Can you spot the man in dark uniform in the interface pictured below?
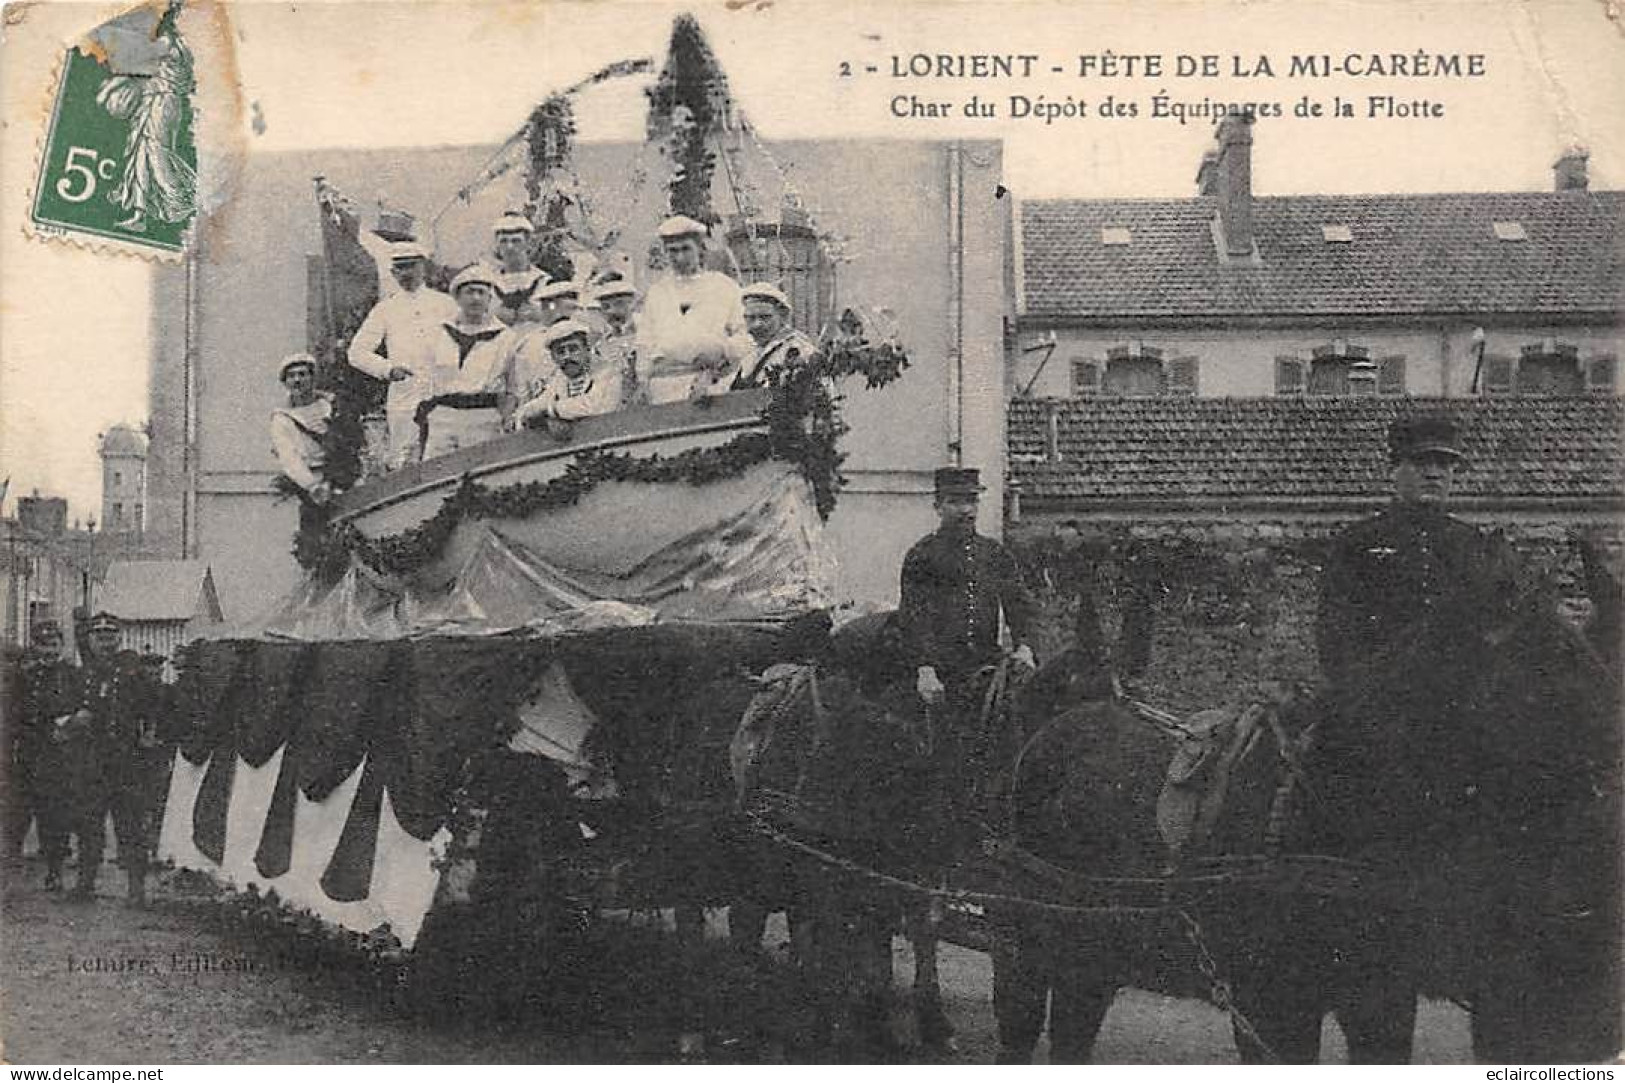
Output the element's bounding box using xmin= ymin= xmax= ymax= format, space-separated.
xmin=1315 ymin=414 xmax=1527 ymax=853
xmin=899 ymin=467 xmax=1039 ymax=839
xmin=58 ymin=612 xmax=166 ymax=905
xmin=1318 ymin=416 xmax=1521 ymax=702
xmin=894 ymin=467 xmax=1038 ymax=1051
xmin=14 ymin=621 xmax=76 ymax=889
xmin=1276 ymin=415 xmax=1540 ymax=1062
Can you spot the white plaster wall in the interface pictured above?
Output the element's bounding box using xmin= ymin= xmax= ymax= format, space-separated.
xmin=1014 ymin=324 xmax=1625 ymax=398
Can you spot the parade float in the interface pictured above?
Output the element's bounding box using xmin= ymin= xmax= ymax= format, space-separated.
xmin=154 ymin=15 xmax=909 ymax=961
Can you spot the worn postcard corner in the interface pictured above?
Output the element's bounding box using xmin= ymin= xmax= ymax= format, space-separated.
xmin=24 ymin=0 xmax=200 ymax=261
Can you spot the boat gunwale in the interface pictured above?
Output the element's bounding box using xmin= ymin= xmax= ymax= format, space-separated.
xmin=330 ymin=390 xmax=774 ymax=526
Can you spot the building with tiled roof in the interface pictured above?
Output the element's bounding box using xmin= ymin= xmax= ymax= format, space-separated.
xmin=1009 ymin=396 xmax=1624 ymax=520
xmin=1012 ymin=118 xmax=1623 ymax=401
xmin=1002 ymin=120 xmax=1623 ymax=712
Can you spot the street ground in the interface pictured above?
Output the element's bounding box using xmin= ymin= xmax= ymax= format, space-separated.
xmin=1 ymin=855 xmax=1472 ymax=1064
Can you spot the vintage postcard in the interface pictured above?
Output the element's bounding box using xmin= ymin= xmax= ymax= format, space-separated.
xmin=1 ymin=0 xmax=1621 ymax=1068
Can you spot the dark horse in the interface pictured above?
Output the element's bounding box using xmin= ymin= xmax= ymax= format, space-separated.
xmin=1000 ymin=598 xmax=1620 ymax=1063
xmin=730 ymin=612 xmax=1023 ymax=1057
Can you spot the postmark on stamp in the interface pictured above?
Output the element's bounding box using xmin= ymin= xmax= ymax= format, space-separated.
xmin=28 ymin=0 xmax=197 ymax=257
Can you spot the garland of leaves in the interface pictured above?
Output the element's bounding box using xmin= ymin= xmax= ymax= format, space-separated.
xmin=523 ymin=94 xmax=579 ymax=281
xmin=332 ymin=433 xmax=775 ymax=578
xmin=164 ymin=869 xmax=409 ymax=969
xmin=294 ymin=306 xmax=910 ymax=578
xmin=646 ymin=13 xmax=725 ymax=224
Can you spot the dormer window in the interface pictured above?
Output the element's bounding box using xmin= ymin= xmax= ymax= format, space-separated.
xmin=1072 ymin=342 xmax=1198 ymax=397
xmin=1276 ymin=340 xmax=1406 ymax=396
xmin=1101 ymin=226 xmax=1132 ymax=246
xmin=1491 ymin=221 xmax=1528 ymax=242
xmin=1482 ymin=339 xmax=1616 ymax=395
xmin=1321 ymin=224 xmax=1353 ymax=243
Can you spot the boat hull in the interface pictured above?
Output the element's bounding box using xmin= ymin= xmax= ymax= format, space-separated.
xmin=331 ymin=390 xmax=773 ymax=539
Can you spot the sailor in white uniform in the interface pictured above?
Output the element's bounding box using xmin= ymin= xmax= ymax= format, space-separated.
xmin=534 ymin=279 xmax=584 ymax=327
xmin=732 ymin=282 xmax=820 ymax=390
xmin=420 ymin=264 xmax=517 ymax=459
xmin=593 ymin=279 xmax=642 ymax=406
xmin=347 ymin=241 xmax=458 ymax=469
xmin=514 ymin=320 xmax=621 ymax=426
xmin=270 ymin=353 xmax=335 ymax=504
xmin=636 ymin=216 xmax=753 ymax=404
xmin=491 ymin=213 xmax=548 ymax=325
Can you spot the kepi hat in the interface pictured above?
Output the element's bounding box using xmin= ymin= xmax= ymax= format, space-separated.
xmin=933 ymin=466 xmax=984 ymax=497
xmin=87 ymin=611 xmax=123 ymax=633
xmin=389 ymin=241 xmax=429 ymax=264
xmin=1388 ymin=415 xmax=1465 ymax=463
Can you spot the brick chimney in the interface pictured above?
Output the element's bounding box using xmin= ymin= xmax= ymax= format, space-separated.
xmin=1554 ymin=145 xmax=1589 ymax=191
xmin=1195 ymin=149 xmax=1219 ymax=196
xmin=1213 ymin=114 xmax=1255 ymax=259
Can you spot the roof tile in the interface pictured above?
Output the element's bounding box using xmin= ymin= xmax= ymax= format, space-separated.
xmin=1021 ymin=192 xmax=1625 ymax=319
xmin=1008 ymin=397 xmax=1625 ymax=505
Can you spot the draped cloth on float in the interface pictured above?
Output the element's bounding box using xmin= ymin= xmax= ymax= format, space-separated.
xmin=236 ymin=466 xmax=835 ymax=641
xmin=160 ymin=456 xmax=836 ymax=943
xmin=159 ymin=621 xmax=822 ymax=945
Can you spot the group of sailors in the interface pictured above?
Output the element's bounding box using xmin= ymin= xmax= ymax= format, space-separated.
xmin=272 ymin=214 xmax=819 ymax=504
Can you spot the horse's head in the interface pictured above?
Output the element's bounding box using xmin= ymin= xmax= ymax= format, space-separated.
xmin=1017 ymin=647 xmax=1116 ymax=731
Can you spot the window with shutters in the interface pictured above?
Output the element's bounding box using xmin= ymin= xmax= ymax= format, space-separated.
xmin=1073 ymin=345 xmax=1199 ymax=397
xmin=1481 ymin=341 xmax=1611 ymax=396
xmin=726 ymin=222 xmax=834 ymax=336
xmin=1105 ymin=355 xmax=1164 ymax=395
xmin=1071 ymin=358 xmax=1102 ymax=397
xmin=1377 ymin=356 xmax=1407 ymax=395
xmin=1278 ymin=342 xmax=1403 ymax=396
xmin=1276 ymin=356 xmax=1306 ymax=395
xmin=1585 ymin=356 xmax=1618 ymax=394
xmin=1518 ymin=342 xmax=1583 ymax=395
xmin=1166 ymin=356 xmax=1199 ymax=396
xmin=1482 ymin=354 xmax=1516 ymax=394
xmin=1308 ymin=358 xmax=1352 ymax=396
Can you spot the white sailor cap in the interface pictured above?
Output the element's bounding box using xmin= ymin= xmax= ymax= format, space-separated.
xmin=536 ymin=279 xmax=581 ymax=302
xmin=450 ymin=263 xmax=500 ymax=294
xmin=593 ymin=279 xmax=637 ymax=301
xmin=657 ymin=215 xmax=709 ymax=241
xmin=278 ymin=352 xmax=318 ymax=380
xmin=389 ymin=241 xmax=430 ymax=263
xmin=492 ymin=213 xmax=534 ymax=236
xmin=741 ymin=282 xmax=791 ymax=310
xmin=542 ymin=319 xmax=592 ymax=349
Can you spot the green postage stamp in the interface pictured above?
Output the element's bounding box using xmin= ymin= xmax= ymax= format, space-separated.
xmin=29 ymin=0 xmax=197 ymax=257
